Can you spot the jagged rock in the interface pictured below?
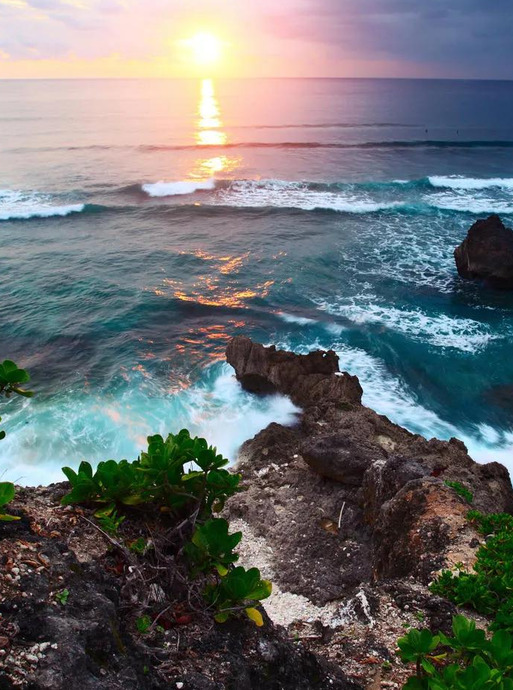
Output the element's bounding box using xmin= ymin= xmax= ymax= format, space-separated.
xmin=225 ymin=337 xmax=513 ymax=590
xmin=226 ymin=335 xmax=363 ymax=408
xmin=301 ymin=434 xmax=383 ymax=485
xmin=372 ymin=478 xmax=475 ymax=582
xmin=454 ymin=214 xmax=513 ymax=288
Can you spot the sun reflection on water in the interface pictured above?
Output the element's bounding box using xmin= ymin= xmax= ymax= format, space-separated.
xmin=191 ymin=78 xmax=240 ymax=177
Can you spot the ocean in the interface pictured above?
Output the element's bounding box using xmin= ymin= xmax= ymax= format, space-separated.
xmin=1 ymin=77 xmax=513 ymax=485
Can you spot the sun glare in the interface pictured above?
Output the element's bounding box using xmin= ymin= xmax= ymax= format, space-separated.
xmin=184 ymin=33 xmax=222 ymax=66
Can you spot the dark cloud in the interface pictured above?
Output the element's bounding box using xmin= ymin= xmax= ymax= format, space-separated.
xmin=267 ymin=0 xmax=513 ymax=77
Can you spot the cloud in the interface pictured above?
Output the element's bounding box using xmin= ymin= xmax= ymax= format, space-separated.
xmin=0 ymin=0 xmax=511 ymax=77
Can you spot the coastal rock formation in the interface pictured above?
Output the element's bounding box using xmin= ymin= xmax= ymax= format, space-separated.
xmin=2 ymin=337 xmax=512 ymax=689
xmin=226 ymin=337 xmax=513 ymax=686
xmin=226 ymin=335 xmax=363 ymax=408
xmin=454 ymin=214 xmax=513 ymax=288
xmin=0 ymin=485 xmax=359 ymax=690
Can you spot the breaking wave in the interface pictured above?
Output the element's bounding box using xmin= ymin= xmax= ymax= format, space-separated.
xmin=142 ymin=179 xmax=216 ymax=197
xmin=0 ymin=189 xmax=85 ymax=221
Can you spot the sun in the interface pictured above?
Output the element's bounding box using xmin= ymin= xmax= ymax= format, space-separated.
xmin=183 ymin=33 xmax=222 ymax=66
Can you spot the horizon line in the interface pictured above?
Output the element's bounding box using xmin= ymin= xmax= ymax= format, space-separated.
xmin=0 ymin=75 xmax=513 ymax=83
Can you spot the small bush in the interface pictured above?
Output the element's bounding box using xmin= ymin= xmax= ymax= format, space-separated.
xmin=444 ymin=480 xmax=473 ymax=504
xmin=431 ymin=510 xmax=513 ymax=632
xmin=61 ymin=430 xmax=271 ymax=626
xmin=0 ymin=359 xmax=33 ymax=440
xmin=398 ymin=615 xmax=513 ymax=689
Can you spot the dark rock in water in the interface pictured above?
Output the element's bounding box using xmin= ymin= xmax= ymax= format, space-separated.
xmin=301 ymin=434 xmax=382 ymax=485
xmin=454 ymin=214 xmax=513 ymax=288
xmin=226 ymin=335 xmax=363 ymax=408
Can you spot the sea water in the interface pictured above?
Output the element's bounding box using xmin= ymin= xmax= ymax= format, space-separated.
xmin=1 ymin=77 xmax=513 ymax=484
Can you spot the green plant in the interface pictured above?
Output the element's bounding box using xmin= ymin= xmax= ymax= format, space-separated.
xmin=186 ymin=518 xmax=242 ymax=575
xmin=55 ymin=589 xmax=70 ymax=605
xmin=128 ymin=537 xmax=149 ymax=555
xmin=204 ymin=566 xmax=272 ymax=625
xmin=136 ymin=615 xmax=152 ymax=634
xmin=61 ymin=430 xmax=241 ymax=518
xmin=0 ymin=360 xmax=33 ymax=440
xmin=431 ymin=511 xmax=513 ymax=632
xmin=61 ymin=431 xmax=271 ymax=626
xmin=444 ymin=480 xmax=473 ymax=505
xmin=0 ymin=482 xmax=19 ymax=522
xmin=398 ymin=615 xmax=513 ymax=689
xmin=95 ymin=505 xmax=125 ymax=535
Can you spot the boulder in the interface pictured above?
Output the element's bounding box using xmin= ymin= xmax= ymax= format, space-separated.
xmin=226 ymin=336 xmax=363 ymax=408
xmin=301 ymin=434 xmax=382 ymax=485
xmin=454 ymin=214 xmax=513 ymax=288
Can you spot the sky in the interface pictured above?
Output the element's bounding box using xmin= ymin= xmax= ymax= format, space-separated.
xmin=0 ymin=0 xmax=512 ymax=79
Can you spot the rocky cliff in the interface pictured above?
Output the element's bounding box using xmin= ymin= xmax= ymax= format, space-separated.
xmin=0 ymin=337 xmax=511 ymax=689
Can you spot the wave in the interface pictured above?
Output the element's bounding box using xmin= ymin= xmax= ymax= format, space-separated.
xmin=277 ymin=312 xmax=318 ymax=326
xmin=12 ymin=140 xmax=513 ymax=154
xmin=215 ymin=182 xmax=405 ymax=214
xmin=428 ymin=176 xmax=513 ymax=191
xmin=0 ymin=189 xmax=87 ymax=221
xmin=316 ymin=299 xmax=499 ymax=353
xmin=142 ymin=178 xmax=216 ymax=197
xmin=426 ymin=194 xmax=513 ymax=215
xmin=231 ymin=122 xmax=419 ymax=130
xmin=0 ymin=363 xmax=299 ymax=486
xmin=140 ymin=140 xmax=513 ymax=152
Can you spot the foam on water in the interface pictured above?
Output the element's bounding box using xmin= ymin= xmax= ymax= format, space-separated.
xmin=0 ymin=189 xmax=85 ymax=221
xmin=0 ymin=363 xmax=299 ymax=487
xmin=142 ymin=179 xmax=216 ymax=197
xmin=334 ymin=344 xmax=513 ymax=473
xmin=316 ymin=298 xmax=498 ymax=352
xmin=277 ymin=312 xmax=318 ymax=326
xmin=427 ymin=193 xmax=513 ymax=215
xmin=212 ymin=180 xmax=404 ymax=213
xmin=429 ymin=176 xmax=513 ymax=191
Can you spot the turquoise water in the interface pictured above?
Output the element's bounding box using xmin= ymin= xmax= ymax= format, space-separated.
xmin=1 ymin=78 xmax=513 ymax=485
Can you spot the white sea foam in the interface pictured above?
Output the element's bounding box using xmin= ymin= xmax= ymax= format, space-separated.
xmin=316 ymin=299 xmax=498 ymax=353
xmin=142 ymin=179 xmax=216 ymax=197
xmin=277 ymin=312 xmax=317 ymax=326
xmin=429 ymin=176 xmax=513 ymax=191
xmin=0 ymin=189 xmax=84 ymax=221
xmin=212 ymin=179 xmax=404 ymax=213
xmin=334 ymin=344 xmax=513 ymax=474
xmin=0 ymin=363 xmax=299 ymax=486
xmin=427 ymin=193 xmax=513 ymax=215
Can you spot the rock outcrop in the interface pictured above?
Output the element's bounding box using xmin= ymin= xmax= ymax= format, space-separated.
xmin=454 ymin=214 xmax=513 ymax=288
xmin=226 ymin=336 xmax=363 ymax=408
xmin=225 ymin=337 xmax=513 ymax=686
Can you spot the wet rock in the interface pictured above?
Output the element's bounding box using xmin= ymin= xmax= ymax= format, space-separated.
xmin=454 ymin=214 xmax=513 ymax=288
xmin=226 ymin=335 xmax=363 ymax=408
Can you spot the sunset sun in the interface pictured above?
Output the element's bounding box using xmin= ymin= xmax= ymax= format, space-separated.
xmin=183 ymin=32 xmax=223 ymax=66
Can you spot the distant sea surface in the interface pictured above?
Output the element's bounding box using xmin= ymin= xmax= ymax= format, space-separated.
xmin=1 ymin=77 xmax=513 ymax=485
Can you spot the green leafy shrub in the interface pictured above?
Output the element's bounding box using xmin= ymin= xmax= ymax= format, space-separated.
xmin=0 ymin=482 xmax=19 ymax=522
xmin=186 ymin=518 xmax=242 ymax=575
xmin=204 ymin=566 xmax=272 ymax=625
xmin=444 ymin=480 xmax=473 ymax=505
xmin=431 ymin=510 xmax=513 ymax=632
xmin=0 ymin=359 xmax=33 ymax=440
xmin=61 ymin=430 xmax=240 ymax=518
xmin=398 ymin=615 xmax=513 ymax=689
xmin=61 ymin=431 xmax=271 ymax=626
